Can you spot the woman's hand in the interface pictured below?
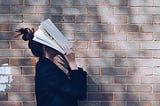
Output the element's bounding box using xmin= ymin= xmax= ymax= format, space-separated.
xmin=64 ymin=45 xmax=78 ymax=70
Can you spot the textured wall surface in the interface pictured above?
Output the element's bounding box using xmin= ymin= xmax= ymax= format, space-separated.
xmin=1 ymin=0 xmax=160 ymax=106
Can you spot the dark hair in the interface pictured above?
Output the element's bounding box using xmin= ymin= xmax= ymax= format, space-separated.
xmin=16 ymin=28 xmax=44 ymax=57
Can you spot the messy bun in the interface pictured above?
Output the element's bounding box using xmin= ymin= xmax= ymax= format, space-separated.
xmin=16 ymin=28 xmax=44 ymax=57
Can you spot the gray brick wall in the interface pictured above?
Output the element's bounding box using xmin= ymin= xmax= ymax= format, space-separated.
xmin=0 ymin=0 xmax=160 ymax=106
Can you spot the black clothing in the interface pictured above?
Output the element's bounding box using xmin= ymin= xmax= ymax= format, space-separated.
xmin=35 ymin=57 xmax=87 ymax=106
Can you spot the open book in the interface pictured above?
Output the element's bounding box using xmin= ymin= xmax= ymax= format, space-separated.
xmin=33 ymin=19 xmax=72 ymax=54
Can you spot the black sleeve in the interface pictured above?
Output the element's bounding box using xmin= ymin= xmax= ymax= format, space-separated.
xmin=36 ymin=62 xmax=87 ymax=100
xmin=69 ymin=68 xmax=87 ymax=100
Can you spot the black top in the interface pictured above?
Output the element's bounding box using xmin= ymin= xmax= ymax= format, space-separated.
xmin=35 ymin=57 xmax=87 ymax=106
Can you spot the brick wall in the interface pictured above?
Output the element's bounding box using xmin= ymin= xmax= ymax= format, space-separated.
xmin=0 ymin=0 xmax=160 ymax=106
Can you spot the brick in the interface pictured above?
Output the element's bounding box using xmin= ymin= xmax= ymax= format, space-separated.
xmin=0 ymin=50 xmax=23 ymax=57
xmin=22 ymin=67 xmax=35 ymax=75
xmin=153 ymin=84 xmax=160 ymax=92
xmin=101 ymin=16 xmax=127 ymax=24
xmin=153 ymin=67 xmax=160 ymax=75
xmin=0 ymin=32 xmax=16 ymax=40
xmin=88 ymin=7 xmax=113 ymax=15
xmin=75 ymin=58 xmax=87 ymax=67
xmin=0 ymin=102 xmax=22 ymax=106
xmin=20 ymin=84 xmax=35 ymax=92
xmin=139 ymin=7 xmax=160 ymax=15
xmin=0 ymin=24 xmax=9 ymax=31
xmin=88 ymin=58 xmax=113 ymax=67
xmin=63 ymin=24 xmax=88 ymax=32
xmin=50 ymin=0 xmax=104 ymax=6
xmin=0 ymin=66 xmax=21 ymax=75
xmin=61 ymin=32 xmax=74 ymax=40
xmin=114 ymin=58 xmax=131 ymax=67
xmin=100 ymin=50 xmax=127 ymax=58
xmin=50 ymin=0 xmax=73 ymax=6
xmin=73 ymin=41 xmax=88 ymax=49
xmin=86 ymin=0 xmax=104 ymax=6
xmin=126 ymin=102 xmax=152 ymax=106
xmin=127 ymin=50 xmax=152 ymax=58
xmin=101 ymin=102 xmax=125 ymax=106
xmin=75 ymin=49 xmax=99 ymax=58
xmin=114 ymin=93 xmax=139 ymax=101
xmin=75 ymin=33 xmax=101 ymax=41
xmin=115 ymin=25 xmax=139 ymax=32
xmin=141 ymin=42 xmax=160 ymax=49
xmin=128 ymin=67 xmax=153 ymax=76
xmin=127 ymin=85 xmax=152 ymax=92
xmin=51 ymin=15 xmax=75 ymax=23
xmin=79 ymin=102 xmax=101 ymax=106
xmin=8 ymin=92 xmax=35 ymax=101
xmin=155 ymin=0 xmax=160 ymax=6
xmin=140 ymin=94 xmax=160 ymax=101
xmin=102 ymin=33 xmax=126 ymax=41
xmin=114 ymin=8 xmax=136 ymax=15
xmin=89 ymin=24 xmax=113 ymax=32
xmin=88 ymin=75 xmax=113 ymax=84
xmin=141 ymin=76 xmax=154 ymax=84
xmin=76 ymin=15 xmax=100 ymax=23
xmin=0 ymin=41 xmax=9 ymax=49
xmin=0 ymin=32 xmax=15 ymax=40
xmin=21 ymin=76 xmax=35 ymax=84
xmin=10 ymin=5 xmax=36 ymax=14
xmin=0 ymin=76 xmax=9 ymax=83
xmin=23 ymin=14 xmax=49 ymax=23
xmin=87 ymin=85 xmax=100 ymax=92
xmin=101 ymin=68 xmax=127 ymax=75
xmin=0 ymin=6 xmax=9 ymax=14
xmin=10 ymin=23 xmax=37 ymax=32
xmin=8 ymin=15 xmax=22 ymax=23
xmin=0 ymin=92 xmax=8 ymax=101
xmin=9 ymin=58 xmax=36 ymax=66
xmin=51 ymin=0 xmax=88 ymax=6
xmin=25 ymin=0 xmax=49 ymax=5
xmin=86 ymin=67 xmax=100 ymax=75
xmin=128 ymin=33 xmax=153 ymax=41
xmin=0 ymin=0 xmax=23 ymax=5
xmin=89 ymin=42 xmax=114 ymax=49
xmin=128 ymin=16 xmax=152 ymax=24
xmin=11 ymin=41 xmax=28 ymax=49
xmin=36 ymin=7 xmax=62 ymax=14
xmin=153 ymin=34 xmax=160 ymax=40
xmin=104 ymin=0 xmax=128 ymax=6
xmin=88 ymin=93 xmax=113 ymax=101
xmin=114 ymin=41 xmax=139 ymax=49
xmin=152 ymin=102 xmax=160 ymax=106
xmin=6 ymin=84 xmax=20 ymax=92
xmin=142 ymin=25 xmax=160 ymax=32
xmin=63 ymin=7 xmax=87 ymax=15
xmin=23 ymin=102 xmax=36 ymax=106
xmin=0 ymin=15 xmax=9 ymax=23
xmin=129 ymin=0 xmax=153 ymax=6
xmin=23 ymin=50 xmax=34 ymax=57
xmin=0 ymin=59 xmax=9 ymax=66
xmin=101 ymin=85 xmax=126 ymax=92
xmin=114 ymin=76 xmax=140 ymax=84
xmin=0 ymin=15 xmax=22 ymax=23
xmin=116 ymin=59 xmax=160 ymax=67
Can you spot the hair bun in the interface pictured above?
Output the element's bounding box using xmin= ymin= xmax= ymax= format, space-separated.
xmin=15 ymin=28 xmax=34 ymax=41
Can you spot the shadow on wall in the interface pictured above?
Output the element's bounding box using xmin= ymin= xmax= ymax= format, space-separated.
xmin=6 ymin=0 xmax=156 ymax=106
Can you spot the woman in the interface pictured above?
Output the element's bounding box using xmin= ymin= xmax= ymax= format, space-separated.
xmin=16 ymin=28 xmax=87 ymax=106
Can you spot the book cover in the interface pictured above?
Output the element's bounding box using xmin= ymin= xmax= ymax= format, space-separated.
xmin=33 ymin=19 xmax=72 ymax=54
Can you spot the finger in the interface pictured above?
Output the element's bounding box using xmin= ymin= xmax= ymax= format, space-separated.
xmin=64 ymin=45 xmax=72 ymax=55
